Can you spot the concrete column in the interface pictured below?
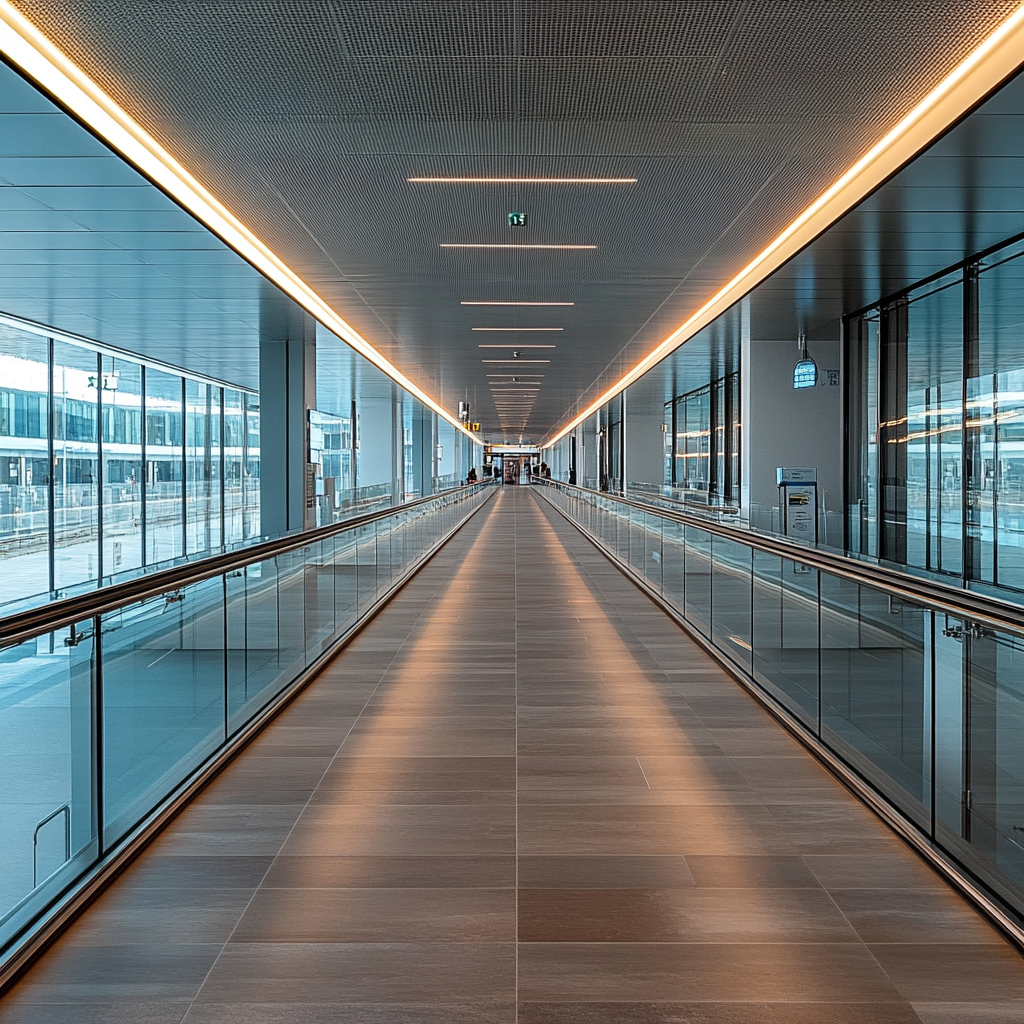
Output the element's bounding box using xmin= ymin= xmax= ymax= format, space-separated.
xmin=623 ymin=373 xmax=666 ymax=493
xmin=259 ymin=285 xmax=316 ymax=537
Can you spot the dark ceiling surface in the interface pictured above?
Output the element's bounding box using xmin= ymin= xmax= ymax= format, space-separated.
xmin=7 ymin=0 xmax=1022 ymax=440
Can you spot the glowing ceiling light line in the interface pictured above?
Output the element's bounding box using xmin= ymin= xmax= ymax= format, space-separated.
xmin=0 ymin=3 xmax=481 ymax=447
xmin=542 ymin=3 xmax=1024 ymax=448
xmin=462 ymin=301 xmax=575 ymax=306
xmin=441 ymin=244 xmax=596 ymax=250
xmin=410 ymin=177 xmax=636 ymax=184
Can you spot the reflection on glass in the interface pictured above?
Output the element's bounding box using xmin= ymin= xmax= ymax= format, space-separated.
xmin=974 ymin=247 xmax=1024 ymax=592
xmin=145 ymin=368 xmax=184 ymax=565
xmin=0 ymin=325 xmax=50 ymax=602
xmin=101 ymin=356 xmax=143 ymax=577
xmin=53 ymin=341 xmax=100 ymax=591
xmin=905 ymin=279 xmax=963 ymax=576
xmin=186 ymin=380 xmax=222 ymax=556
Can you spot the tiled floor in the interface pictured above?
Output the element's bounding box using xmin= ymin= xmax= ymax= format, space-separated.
xmin=2 ymin=488 xmax=1024 ymax=1023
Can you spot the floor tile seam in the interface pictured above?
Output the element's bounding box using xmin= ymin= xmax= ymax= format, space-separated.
xmin=178 ymin=498 xmax=508 ymax=1015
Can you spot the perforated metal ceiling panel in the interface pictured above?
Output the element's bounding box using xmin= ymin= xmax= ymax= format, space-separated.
xmin=7 ymin=0 xmax=1022 ymax=439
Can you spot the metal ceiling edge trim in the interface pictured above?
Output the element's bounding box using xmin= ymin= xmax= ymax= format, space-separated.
xmin=541 ymin=2 xmax=1024 ymax=449
xmin=0 ymin=2 xmax=482 ymax=445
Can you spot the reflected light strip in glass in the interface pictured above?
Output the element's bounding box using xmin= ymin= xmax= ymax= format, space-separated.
xmin=0 ymin=2 xmax=481 ymax=445
xmin=541 ymin=4 xmax=1024 ymax=448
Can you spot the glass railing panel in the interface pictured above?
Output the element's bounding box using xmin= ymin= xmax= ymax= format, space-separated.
xmin=938 ymin=621 xmax=1024 ymax=912
xmin=683 ymin=525 xmax=712 ymax=637
xmin=355 ymin=522 xmax=378 ymax=616
xmin=275 ymin=548 xmax=308 ymax=681
xmin=712 ymin=535 xmax=752 ymax=673
xmin=333 ymin=530 xmax=358 ymax=635
xmin=101 ymin=578 xmax=226 ymax=846
xmin=661 ymin=518 xmax=685 ymax=612
xmin=819 ymin=579 xmax=930 ymax=828
xmin=305 ymin=536 xmax=337 ymax=659
xmin=0 ymin=622 xmax=97 ymax=944
xmin=375 ymin=517 xmax=393 ymax=596
xmin=642 ymin=512 xmax=663 ymax=591
xmin=751 ymin=551 xmax=819 ymax=728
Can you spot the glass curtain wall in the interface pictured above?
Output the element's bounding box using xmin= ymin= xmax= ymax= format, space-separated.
xmin=0 ymin=317 xmax=259 ymax=610
xmin=846 ymin=235 xmax=1024 ymax=601
xmin=666 ymin=371 xmax=740 ymax=506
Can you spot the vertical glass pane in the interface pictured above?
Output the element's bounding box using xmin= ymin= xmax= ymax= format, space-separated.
xmin=0 ymin=623 xmax=97 ymax=947
xmin=145 ymin=368 xmax=184 ymax=565
xmin=0 ymin=324 xmax=50 ymax=605
xmin=226 ymin=557 xmax=287 ymax=727
xmin=642 ymin=513 xmax=663 ymax=592
xmin=683 ymin=525 xmax=711 ymax=636
xmin=906 ymin=279 xmax=963 ymax=576
xmin=820 ymin=580 xmax=929 ymax=826
xmin=661 ymin=519 xmax=685 ymax=612
xmin=976 ymin=248 xmax=1024 ymax=592
xmin=305 ymin=538 xmax=336 ymax=656
xmin=186 ymin=380 xmax=221 ymax=556
xmin=711 ymin=535 xmax=751 ymax=672
xmin=847 ymin=316 xmax=879 ymax=557
xmin=102 ymin=578 xmax=225 ymax=844
xmin=101 ymin=356 xmax=143 ymax=578
xmin=751 ymin=551 xmax=819 ymax=726
xmin=244 ymin=394 xmax=261 ymax=540
xmin=53 ymin=341 xmax=99 ymax=591
xmin=945 ymin=624 xmax=1024 ymax=909
xmin=223 ymin=389 xmax=245 ymax=546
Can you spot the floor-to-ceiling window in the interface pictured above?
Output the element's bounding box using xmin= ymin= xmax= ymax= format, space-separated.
xmin=846 ymin=234 xmax=1024 ymax=600
xmin=0 ymin=315 xmax=259 ymax=610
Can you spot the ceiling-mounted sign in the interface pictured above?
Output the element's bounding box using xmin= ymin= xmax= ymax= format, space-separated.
xmin=508 ymin=212 xmax=527 ymax=227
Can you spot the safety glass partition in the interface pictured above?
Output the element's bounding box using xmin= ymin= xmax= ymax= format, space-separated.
xmin=0 ymin=623 xmax=95 ymax=944
xmin=144 ymin=368 xmax=184 ymax=566
xmin=101 ymin=576 xmax=226 ymax=847
xmin=711 ymin=535 xmax=751 ymax=674
xmin=642 ymin=512 xmax=663 ymax=591
xmin=0 ymin=483 xmax=489 ymax=961
xmin=52 ymin=342 xmax=100 ymax=592
xmin=0 ymin=326 xmax=50 ymax=604
xmin=100 ymin=357 xmax=144 ymax=578
xmin=536 ymin=480 xmax=1024 ymax=935
xmin=185 ymin=380 xmax=222 ymax=557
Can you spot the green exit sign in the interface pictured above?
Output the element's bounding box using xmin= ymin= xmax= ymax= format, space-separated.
xmin=508 ymin=212 xmax=527 ymax=227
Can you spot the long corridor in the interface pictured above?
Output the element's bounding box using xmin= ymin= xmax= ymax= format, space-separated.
xmin=2 ymin=488 xmax=1023 ymax=1023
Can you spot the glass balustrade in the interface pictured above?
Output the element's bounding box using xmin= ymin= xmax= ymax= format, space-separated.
xmin=0 ymin=482 xmax=490 ymax=963
xmin=538 ymin=480 xmax=1024 ymax=931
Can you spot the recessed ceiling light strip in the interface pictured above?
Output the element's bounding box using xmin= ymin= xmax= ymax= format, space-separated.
xmin=442 ymin=244 xmax=596 ymax=250
xmin=0 ymin=3 xmax=481 ymax=445
xmin=542 ymin=5 xmax=1024 ymax=448
xmin=410 ymin=177 xmax=635 ymax=184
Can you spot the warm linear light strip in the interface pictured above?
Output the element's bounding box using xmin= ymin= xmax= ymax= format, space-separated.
xmin=0 ymin=3 xmax=481 ymax=447
xmin=542 ymin=2 xmax=1024 ymax=448
xmin=410 ymin=177 xmax=636 ymax=184
xmin=441 ymin=244 xmax=596 ymax=250
xmin=462 ymin=301 xmax=575 ymax=306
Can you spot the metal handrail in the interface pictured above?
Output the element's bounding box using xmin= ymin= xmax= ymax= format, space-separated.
xmin=32 ymin=804 xmax=71 ymax=889
xmin=539 ymin=479 xmax=1024 ymax=637
xmin=0 ymin=482 xmax=493 ymax=649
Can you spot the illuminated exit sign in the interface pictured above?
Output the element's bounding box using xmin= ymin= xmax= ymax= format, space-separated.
xmin=508 ymin=212 xmax=527 ymax=227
